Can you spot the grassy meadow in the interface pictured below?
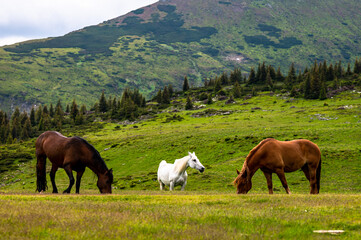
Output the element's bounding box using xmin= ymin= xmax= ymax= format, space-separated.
xmin=1 ymin=90 xmax=361 ymax=239
xmin=0 ymin=193 xmax=360 ymax=239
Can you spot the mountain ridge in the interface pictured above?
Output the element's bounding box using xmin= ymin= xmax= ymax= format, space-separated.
xmin=1 ymin=0 xmax=361 ymax=111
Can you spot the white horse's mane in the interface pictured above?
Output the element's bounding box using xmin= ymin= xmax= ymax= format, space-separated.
xmin=173 ymin=156 xmax=190 ymax=174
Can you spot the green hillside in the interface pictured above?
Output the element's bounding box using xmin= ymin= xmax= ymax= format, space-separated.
xmin=1 ymin=90 xmax=360 ymax=194
xmin=1 ymin=0 xmax=361 ymax=111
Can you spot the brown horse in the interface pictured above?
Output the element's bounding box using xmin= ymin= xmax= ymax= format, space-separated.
xmin=36 ymin=131 xmax=113 ymax=194
xmin=233 ymin=138 xmax=321 ymax=194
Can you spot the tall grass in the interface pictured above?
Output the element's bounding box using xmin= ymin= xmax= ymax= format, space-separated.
xmin=0 ymin=193 xmax=360 ymax=239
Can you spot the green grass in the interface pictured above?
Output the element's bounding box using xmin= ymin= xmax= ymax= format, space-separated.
xmin=0 ymin=193 xmax=360 ymax=239
xmin=1 ymin=90 xmax=360 ymax=194
xmin=1 ymin=91 xmax=360 ymax=239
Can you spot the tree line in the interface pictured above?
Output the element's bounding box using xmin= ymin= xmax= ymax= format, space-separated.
xmin=0 ymin=58 xmax=360 ymax=143
xmin=0 ymin=88 xmax=146 ymax=143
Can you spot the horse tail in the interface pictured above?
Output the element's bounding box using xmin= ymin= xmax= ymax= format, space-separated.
xmin=36 ymin=134 xmax=47 ymax=192
xmin=316 ymin=158 xmax=321 ymax=193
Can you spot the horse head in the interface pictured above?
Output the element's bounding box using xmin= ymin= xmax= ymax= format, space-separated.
xmin=97 ymin=169 xmax=113 ymax=194
xmin=234 ymin=167 xmax=252 ymax=194
xmin=188 ymin=152 xmax=205 ymax=173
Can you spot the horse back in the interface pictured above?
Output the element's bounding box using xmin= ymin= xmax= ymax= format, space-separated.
xmin=277 ymin=139 xmax=321 ymax=171
xmin=253 ymin=139 xmax=321 ymax=172
xmin=36 ymin=131 xmax=91 ymax=168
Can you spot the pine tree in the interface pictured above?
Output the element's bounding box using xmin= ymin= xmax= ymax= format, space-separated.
xmin=233 ymin=81 xmax=242 ymax=98
xmin=220 ymin=72 xmax=229 ymax=85
xmin=214 ymin=78 xmax=222 ymax=93
xmin=275 ymin=66 xmax=284 ymax=82
xmin=70 ymin=99 xmax=79 ymax=121
xmin=230 ymin=67 xmax=242 ymax=83
xmin=168 ymin=85 xmax=174 ymax=97
xmin=183 ymin=76 xmax=190 ymax=92
xmin=311 ymin=70 xmax=321 ymax=99
xmin=346 ymin=63 xmax=352 ymax=75
xmin=286 ymin=63 xmax=297 ymax=90
xmin=99 ymin=90 xmax=108 ymax=113
xmin=30 ymin=106 xmax=36 ymax=127
xmin=162 ymin=86 xmax=170 ymax=104
xmin=259 ymin=62 xmax=267 ymax=84
xmin=266 ymin=69 xmax=273 ymax=90
xmin=319 ymin=82 xmax=327 ymax=100
xmin=304 ymin=73 xmax=312 ymax=99
xmin=156 ymin=89 xmax=162 ymax=104
xmin=248 ymin=67 xmax=256 ymax=85
xmin=185 ymin=96 xmax=193 ymax=110
xmin=49 ymin=103 xmax=54 ymax=117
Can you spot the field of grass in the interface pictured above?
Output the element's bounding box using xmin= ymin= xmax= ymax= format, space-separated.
xmin=0 ymin=193 xmax=360 ymax=239
xmin=1 ymin=91 xmax=360 ymax=239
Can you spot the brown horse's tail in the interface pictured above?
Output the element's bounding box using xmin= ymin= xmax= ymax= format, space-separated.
xmin=36 ymin=134 xmax=48 ymax=192
xmin=316 ymin=158 xmax=321 ymax=193
xmin=36 ymin=154 xmax=47 ymax=192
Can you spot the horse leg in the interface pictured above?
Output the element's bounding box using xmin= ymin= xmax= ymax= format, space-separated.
xmin=158 ymin=180 xmax=165 ymax=190
xmin=169 ymin=181 xmax=175 ymax=191
xmin=75 ymin=169 xmax=85 ymax=194
xmin=181 ymin=180 xmax=187 ymax=191
xmin=275 ymin=169 xmax=291 ymax=194
xmin=308 ymin=167 xmax=318 ymax=194
xmin=50 ymin=165 xmax=59 ymax=193
xmin=63 ymin=165 xmax=75 ymax=194
xmin=301 ymin=164 xmax=310 ymax=181
xmin=262 ymin=170 xmax=273 ymax=194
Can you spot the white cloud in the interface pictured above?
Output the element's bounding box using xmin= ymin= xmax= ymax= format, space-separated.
xmin=0 ymin=0 xmax=158 ymax=46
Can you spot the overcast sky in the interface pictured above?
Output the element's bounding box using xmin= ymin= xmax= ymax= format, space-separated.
xmin=0 ymin=0 xmax=158 ymax=47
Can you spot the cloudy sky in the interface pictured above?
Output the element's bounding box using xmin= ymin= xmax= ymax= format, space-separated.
xmin=0 ymin=0 xmax=158 ymax=47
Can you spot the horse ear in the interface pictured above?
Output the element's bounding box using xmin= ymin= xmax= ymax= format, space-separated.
xmin=188 ymin=152 xmax=192 ymax=156
xmin=236 ymin=169 xmax=240 ymax=175
xmin=108 ymin=168 xmax=113 ymax=174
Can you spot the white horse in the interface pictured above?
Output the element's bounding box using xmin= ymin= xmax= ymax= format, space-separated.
xmin=157 ymin=152 xmax=205 ymax=191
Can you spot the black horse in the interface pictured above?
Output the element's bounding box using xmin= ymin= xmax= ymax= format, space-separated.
xmin=36 ymin=131 xmax=113 ymax=194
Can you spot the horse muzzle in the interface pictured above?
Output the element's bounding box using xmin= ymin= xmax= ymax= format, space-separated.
xmin=199 ymin=167 xmax=205 ymax=173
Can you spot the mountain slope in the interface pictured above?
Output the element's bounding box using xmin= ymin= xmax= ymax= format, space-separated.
xmin=1 ymin=0 xmax=361 ymax=111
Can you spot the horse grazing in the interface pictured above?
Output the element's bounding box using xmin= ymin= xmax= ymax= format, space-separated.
xmin=35 ymin=131 xmax=113 ymax=194
xmin=233 ymin=138 xmax=321 ymax=194
xmin=157 ymin=152 xmax=205 ymax=191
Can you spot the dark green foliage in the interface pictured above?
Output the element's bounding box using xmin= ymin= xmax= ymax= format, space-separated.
xmin=6 ymin=7 xmax=216 ymax=55
xmin=286 ymin=63 xmax=297 ymax=90
xmin=99 ymin=91 xmax=108 ymax=113
xmin=248 ymin=67 xmax=256 ymax=85
xmin=258 ymin=24 xmax=281 ymax=38
xmin=132 ymin=9 xmax=144 ymax=15
xmin=183 ymin=76 xmax=190 ymax=91
xmin=245 ymin=35 xmax=302 ymax=49
xmin=230 ymin=67 xmax=242 ymax=84
xmin=162 ymin=86 xmax=170 ymax=104
xmin=207 ymin=94 xmax=213 ymax=104
xmin=157 ymin=5 xmax=176 ymax=13
xmin=233 ymin=81 xmax=242 ymax=98
xmin=185 ymin=96 xmax=193 ymax=110
xmin=214 ymin=78 xmax=222 ymax=93
xmin=220 ymin=72 xmax=229 ymax=85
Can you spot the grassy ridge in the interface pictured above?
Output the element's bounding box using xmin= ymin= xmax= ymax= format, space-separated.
xmin=1 ymin=91 xmax=360 ymax=194
xmin=0 ymin=193 xmax=360 ymax=239
xmin=1 ymin=0 xmax=361 ymax=110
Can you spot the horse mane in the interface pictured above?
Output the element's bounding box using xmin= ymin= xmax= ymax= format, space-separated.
xmin=71 ymin=136 xmax=109 ymax=171
xmin=173 ymin=156 xmax=189 ymax=174
xmin=233 ymin=138 xmax=275 ymax=185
